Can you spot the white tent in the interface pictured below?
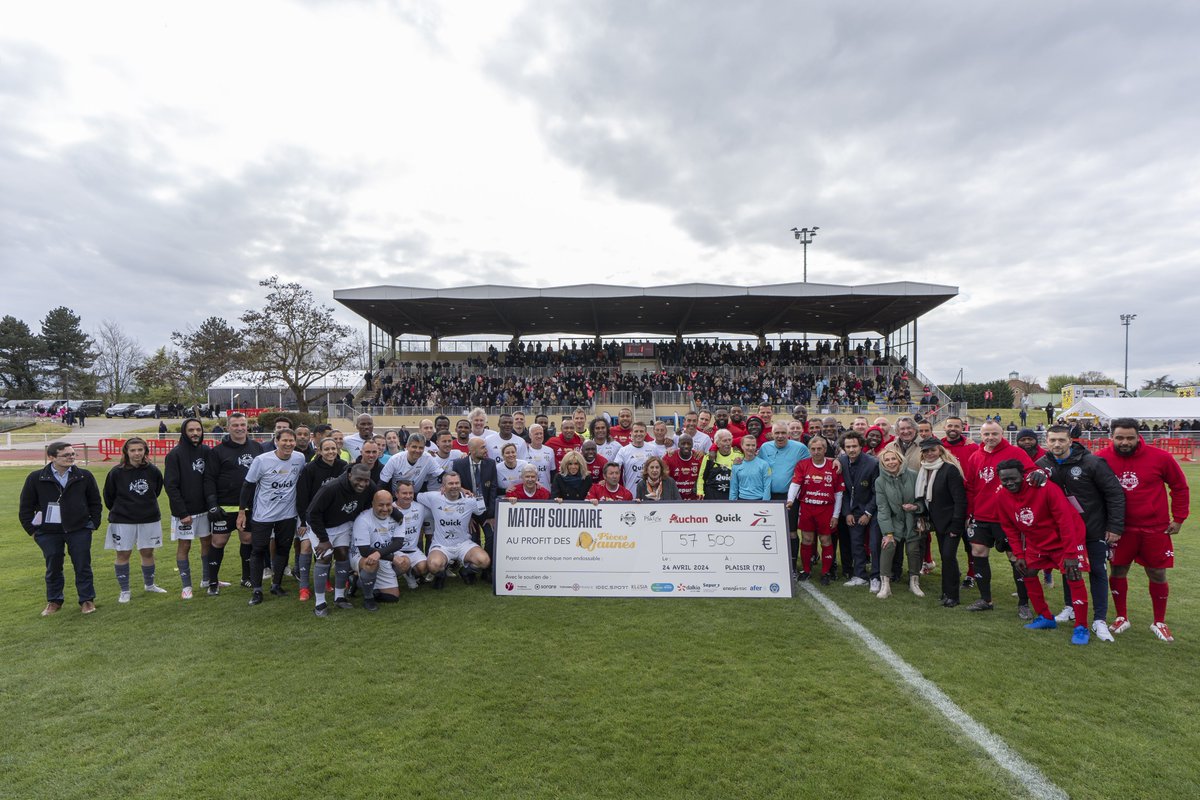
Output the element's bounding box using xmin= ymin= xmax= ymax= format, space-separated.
xmin=1059 ymin=397 xmax=1200 ymax=421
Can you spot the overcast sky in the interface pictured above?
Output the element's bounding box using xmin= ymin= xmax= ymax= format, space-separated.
xmin=1 ymin=1 xmax=1197 ymax=387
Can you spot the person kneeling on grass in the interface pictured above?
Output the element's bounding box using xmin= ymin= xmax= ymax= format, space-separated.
xmin=103 ymin=437 xmax=169 ymax=602
xmin=417 ymin=472 xmax=491 ymax=589
xmin=995 ymin=460 xmax=1092 ymax=645
xmin=875 ymin=449 xmax=924 ymax=599
xmin=350 ymin=490 xmax=411 ymax=612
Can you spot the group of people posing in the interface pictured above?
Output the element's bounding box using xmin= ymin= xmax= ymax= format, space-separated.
xmin=17 ymin=405 xmax=1188 ymax=644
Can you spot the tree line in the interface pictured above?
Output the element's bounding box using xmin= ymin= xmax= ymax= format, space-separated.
xmin=0 ymin=277 xmax=360 ymax=412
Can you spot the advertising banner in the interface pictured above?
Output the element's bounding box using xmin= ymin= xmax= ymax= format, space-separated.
xmin=495 ymin=501 xmax=793 ymax=598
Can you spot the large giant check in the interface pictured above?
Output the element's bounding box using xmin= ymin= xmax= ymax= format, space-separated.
xmin=495 ymin=501 xmax=793 ymax=598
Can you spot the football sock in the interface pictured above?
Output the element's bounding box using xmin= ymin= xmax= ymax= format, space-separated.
xmin=820 ymin=542 xmax=834 ymax=576
xmin=358 ymin=569 xmax=377 ymax=599
xmin=208 ymin=545 xmax=225 ymax=585
xmin=201 ymin=556 xmax=210 ymax=586
xmin=1110 ymin=575 xmax=1129 ymax=618
xmin=788 ymin=535 xmax=799 ymax=569
xmin=270 ymin=552 xmax=289 ymax=586
xmin=141 ymin=564 xmax=155 ymax=587
xmin=240 ymin=543 xmax=253 ymax=582
xmin=1023 ymin=576 xmax=1050 ymax=618
xmin=800 ymin=542 xmax=814 ymax=573
xmin=249 ymin=552 xmax=264 ymax=590
xmin=1013 ymin=564 xmax=1029 ymax=604
xmin=297 ymin=553 xmax=311 ymax=591
xmin=313 ymin=561 xmax=330 ymax=605
xmin=975 ymin=558 xmax=992 ymax=602
xmin=334 ymin=560 xmax=350 ymax=600
xmin=177 ymin=558 xmax=192 ymax=590
xmin=1149 ymin=581 xmax=1169 ymax=624
xmin=115 ymin=563 xmax=130 ymax=592
xmin=1066 ymin=578 xmax=1089 ymax=625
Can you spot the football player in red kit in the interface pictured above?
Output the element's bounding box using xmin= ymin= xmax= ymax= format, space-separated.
xmin=1097 ymin=418 xmax=1190 ymax=642
xmin=995 ymin=460 xmax=1092 ymax=645
xmin=786 ymin=435 xmax=845 ymax=585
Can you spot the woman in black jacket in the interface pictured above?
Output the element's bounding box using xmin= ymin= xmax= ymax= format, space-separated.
xmin=103 ymin=437 xmax=167 ymax=603
xmin=914 ymin=439 xmax=967 ymax=607
xmin=552 ymin=451 xmax=593 ymax=500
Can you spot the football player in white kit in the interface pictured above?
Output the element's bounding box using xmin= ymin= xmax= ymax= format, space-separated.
xmin=495 ymin=443 xmax=528 ymax=493
xmin=616 ymin=421 xmax=653 ymax=495
xmin=379 ymin=434 xmax=443 ymax=497
xmin=523 ymin=424 xmax=557 ymax=491
xmin=351 ymin=489 xmax=417 ymax=612
xmin=390 ymin=479 xmax=429 ymax=589
xmin=239 ymin=428 xmax=307 ymax=606
xmin=417 ymin=472 xmax=490 ymax=589
xmin=485 ymin=413 xmax=529 ymax=463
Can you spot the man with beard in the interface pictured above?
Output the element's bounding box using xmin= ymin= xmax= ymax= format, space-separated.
xmin=580 ymin=440 xmax=608 ymax=482
xmin=1037 ymin=424 xmax=1125 ymax=642
xmin=588 ymin=417 xmax=623 ymax=462
xmin=680 ymin=411 xmax=713 ymax=456
xmin=204 ymin=412 xmax=264 ymax=593
xmin=452 ymin=418 xmax=472 ymax=454
xmin=940 ymin=416 xmax=977 ymax=463
xmin=1097 ymin=418 xmax=1189 ymax=641
xmin=615 ymin=421 xmax=653 ymax=495
xmin=610 ymin=407 xmax=635 ymax=446
xmin=838 ymin=431 xmax=879 ymax=589
xmin=727 ymin=406 xmax=748 ymax=442
xmin=1016 ymin=429 xmax=1046 ymax=462
xmin=419 ymin=472 xmax=491 ymax=589
xmin=485 ymin=413 xmax=529 ymax=464
xmin=380 ymin=434 xmax=442 ymax=498
xmin=344 ymin=413 xmax=374 ymax=462
xmin=820 ymin=417 xmax=842 ymax=458
xmin=165 ymin=418 xmax=213 ymax=600
xmin=354 ymin=440 xmax=386 ymax=485
xmin=546 ymin=418 xmax=584 ymax=468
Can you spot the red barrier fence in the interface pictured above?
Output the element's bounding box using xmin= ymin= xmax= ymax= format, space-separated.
xmin=1150 ymin=437 xmax=1198 ymax=462
xmin=98 ymin=437 xmax=220 ymax=460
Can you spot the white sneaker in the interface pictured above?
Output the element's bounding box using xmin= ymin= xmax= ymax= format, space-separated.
xmin=144 ymin=583 xmax=168 ymax=593
xmin=284 ymin=566 xmax=294 ymax=578
xmin=181 ymin=587 xmax=193 ymax=600
xmin=869 ymin=578 xmax=881 ymax=593
xmin=843 ymin=577 xmax=868 ymax=587
xmin=200 ymin=580 xmax=209 ymax=588
xmin=1054 ymin=605 xmax=1076 ymax=623
xmin=1091 ymin=619 xmax=1114 ymax=642
xmin=118 ymin=590 xmax=132 ymax=604
xmin=262 ymin=568 xmax=274 ymax=580
xmin=404 ymin=572 xmax=419 ymax=590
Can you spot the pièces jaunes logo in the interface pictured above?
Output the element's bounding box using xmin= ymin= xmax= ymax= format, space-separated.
xmin=576 ymin=531 xmax=636 ymax=551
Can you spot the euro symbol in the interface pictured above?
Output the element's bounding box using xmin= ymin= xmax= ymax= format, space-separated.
xmin=761 ymin=534 xmax=773 ymax=551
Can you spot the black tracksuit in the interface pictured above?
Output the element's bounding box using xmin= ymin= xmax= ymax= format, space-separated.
xmin=103 ymin=463 xmax=164 ymax=524
xmin=306 ymin=472 xmax=377 ymax=543
xmin=164 ymin=430 xmax=213 ymax=520
xmin=296 ymin=457 xmax=348 ymax=525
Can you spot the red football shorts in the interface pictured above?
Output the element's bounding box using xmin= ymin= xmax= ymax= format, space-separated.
xmin=1024 ymin=546 xmax=1091 ymax=573
xmin=1111 ymin=526 xmax=1175 ymax=569
xmin=798 ymin=502 xmax=835 ymax=534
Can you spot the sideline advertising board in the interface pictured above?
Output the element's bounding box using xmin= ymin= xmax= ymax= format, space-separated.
xmin=495 ymin=501 xmax=793 ymax=598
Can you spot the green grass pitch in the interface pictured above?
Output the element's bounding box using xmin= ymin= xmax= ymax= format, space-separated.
xmin=1 ymin=464 xmax=1197 ymax=799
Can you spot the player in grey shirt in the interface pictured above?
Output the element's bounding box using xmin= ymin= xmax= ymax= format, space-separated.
xmin=239 ymin=428 xmax=307 ymax=606
xmin=417 ymin=471 xmax=490 ymax=589
xmin=379 ymin=434 xmax=444 ymax=497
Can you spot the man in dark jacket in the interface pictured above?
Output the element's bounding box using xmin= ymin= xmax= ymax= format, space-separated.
xmin=305 ymin=464 xmax=376 ymax=616
xmin=837 ymin=431 xmax=880 ymax=588
xmin=451 ymin=437 xmax=500 ymax=578
xmin=18 ymin=442 xmax=103 ymax=615
xmin=164 ymin=418 xmax=213 ymax=600
xmin=204 ymin=412 xmax=263 ymax=592
xmin=1037 ymin=424 xmax=1126 ymax=641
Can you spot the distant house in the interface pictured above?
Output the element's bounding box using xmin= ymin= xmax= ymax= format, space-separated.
xmin=1007 ymin=372 xmax=1048 ymax=410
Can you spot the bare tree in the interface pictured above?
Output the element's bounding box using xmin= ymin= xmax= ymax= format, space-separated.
xmin=238 ymin=276 xmax=358 ymax=412
xmin=93 ymin=320 xmax=145 ymax=404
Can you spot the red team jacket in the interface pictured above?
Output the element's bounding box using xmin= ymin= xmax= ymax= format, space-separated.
xmin=965 ymin=441 xmax=1035 ymax=522
xmin=664 ymin=451 xmax=702 ymax=500
xmin=940 ymin=436 xmax=978 ymax=462
xmin=545 ymin=434 xmax=583 ymax=467
xmin=995 ymin=480 xmax=1087 ymax=560
xmin=1096 ymin=438 xmax=1190 ymax=531
xmin=610 ymin=425 xmax=634 ymax=447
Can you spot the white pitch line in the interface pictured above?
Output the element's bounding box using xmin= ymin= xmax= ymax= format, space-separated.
xmin=799 ymin=582 xmax=1070 ymax=800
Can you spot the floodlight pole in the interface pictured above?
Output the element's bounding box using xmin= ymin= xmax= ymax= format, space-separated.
xmin=790 ymin=226 xmax=819 ymax=283
xmin=1120 ymin=313 xmax=1136 ymax=392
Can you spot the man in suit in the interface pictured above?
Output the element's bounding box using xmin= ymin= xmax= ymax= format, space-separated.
xmin=916 ymin=438 xmax=968 ymax=607
xmin=452 ymin=437 xmax=500 ymax=579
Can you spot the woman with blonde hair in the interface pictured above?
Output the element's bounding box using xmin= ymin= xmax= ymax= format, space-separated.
xmin=875 ymin=448 xmax=923 ymax=598
xmin=552 ymin=450 xmax=593 ymax=501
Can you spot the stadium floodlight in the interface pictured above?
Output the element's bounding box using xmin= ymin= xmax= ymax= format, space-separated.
xmin=789 ymin=226 xmax=819 ymax=282
xmin=1120 ymin=313 xmax=1137 ymax=391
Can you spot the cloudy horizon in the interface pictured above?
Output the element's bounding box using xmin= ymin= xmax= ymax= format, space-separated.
xmin=1 ymin=1 xmax=1197 ymax=389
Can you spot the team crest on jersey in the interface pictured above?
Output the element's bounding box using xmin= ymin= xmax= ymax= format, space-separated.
xmin=1119 ymin=471 xmax=1139 ymax=490
xmin=129 ymin=478 xmax=149 ymax=495
xmin=238 ymin=454 xmax=255 ymax=468
xmin=980 ymin=466 xmax=995 ymax=483
xmin=192 ymin=458 xmax=206 ymax=474
xmin=1069 ymin=466 xmax=1083 ymax=479
xmin=1016 ymin=507 xmax=1035 ymax=527
xmin=340 ymin=501 xmax=358 ymax=514
xmin=823 ymin=474 xmax=833 ymax=484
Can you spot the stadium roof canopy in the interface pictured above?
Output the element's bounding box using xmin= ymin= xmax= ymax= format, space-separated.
xmin=333 ymin=281 xmax=958 ymax=339
xmin=1060 ymin=397 xmax=1200 ymax=420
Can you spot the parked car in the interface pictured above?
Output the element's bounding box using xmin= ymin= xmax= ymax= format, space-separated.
xmin=67 ymin=399 xmax=104 ymax=416
xmin=105 ymin=402 xmax=141 ymax=418
xmin=132 ymin=404 xmax=160 ymax=418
